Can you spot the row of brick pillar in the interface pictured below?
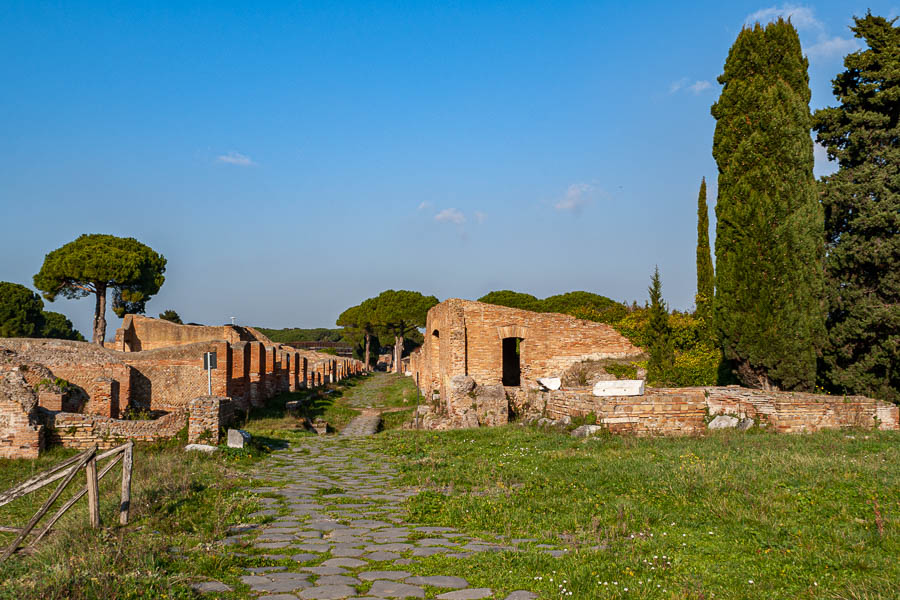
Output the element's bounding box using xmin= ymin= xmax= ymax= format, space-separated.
xmin=224 ymin=342 xmax=364 ymax=411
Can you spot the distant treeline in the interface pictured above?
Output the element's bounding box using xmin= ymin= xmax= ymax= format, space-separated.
xmin=254 ymin=327 xmax=347 ymax=344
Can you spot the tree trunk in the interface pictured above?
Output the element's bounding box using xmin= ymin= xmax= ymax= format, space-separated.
xmin=364 ymin=334 xmax=370 ymax=371
xmin=394 ymin=335 xmax=404 ymax=374
xmin=92 ymin=283 xmax=107 ymax=345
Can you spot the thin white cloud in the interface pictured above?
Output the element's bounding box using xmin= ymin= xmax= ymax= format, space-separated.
xmin=688 ymin=80 xmax=712 ymax=94
xmin=670 ymin=78 xmax=712 ymax=95
xmin=745 ymin=5 xmax=821 ymax=30
xmin=474 ymin=211 xmax=487 ymax=224
xmin=216 ymin=152 xmax=255 ymax=166
xmin=806 ymin=36 xmax=861 ymax=59
xmin=417 ymin=201 xmax=432 ymax=211
xmin=434 ymin=208 xmax=466 ymax=225
xmin=669 ymin=78 xmax=688 ymax=93
xmin=554 ymin=183 xmax=594 ymax=213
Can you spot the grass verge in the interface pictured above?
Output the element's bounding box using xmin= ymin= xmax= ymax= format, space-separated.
xmin=375 ymin=425 xmax=900 ymax=599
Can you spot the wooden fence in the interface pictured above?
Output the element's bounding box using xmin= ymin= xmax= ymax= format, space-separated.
xmin=0 ymin=442 xmax=134 ymax=561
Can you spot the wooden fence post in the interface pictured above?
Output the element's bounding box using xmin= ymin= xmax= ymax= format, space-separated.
xmin=119 ymin=442 xmax=133 ymax=525
xmin=85 ymin=455 xmax=100 ymax=529
xmin=0 ymin=446 xmax=96 ymax=561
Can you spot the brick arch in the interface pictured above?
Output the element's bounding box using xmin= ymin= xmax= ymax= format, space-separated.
xmin=497 ymin=325 xmax=528 ymax=340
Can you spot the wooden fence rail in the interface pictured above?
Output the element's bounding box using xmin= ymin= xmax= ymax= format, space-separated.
xmin=0 ymin=441 xmax=134 ymax=561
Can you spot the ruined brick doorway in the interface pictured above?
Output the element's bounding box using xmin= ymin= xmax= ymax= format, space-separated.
xmin=502 ymin=337 xmax=522 ymax=386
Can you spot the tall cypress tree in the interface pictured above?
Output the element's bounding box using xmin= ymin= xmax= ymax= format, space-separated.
xmin=711 ymin=19 xmax=824 ymax=390
xmin=695 ymin=177 xmax=715 ymax=343
xmin=812 ymin=14 xmax=900 ymax=402
xmin=647 ymin=266 xmax=675 ymax=385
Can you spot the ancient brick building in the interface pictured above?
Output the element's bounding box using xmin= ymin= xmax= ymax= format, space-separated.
xmin=408 ymin=299 xmax=643 ymax=427
xmin=0 ymin=317 xmax=365 ymax=457
xmin=411 ymin=299 xmax=640 ymax=398
xmin=408 ymin=299 xmax=899 ymax=434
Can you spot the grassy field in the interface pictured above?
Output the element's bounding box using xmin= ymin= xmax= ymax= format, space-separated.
xmin=0 ymin=434 xmax=266 ymax=599
xmin=3 ymin=372 xmax=896 ymax=599
xmin=0 ymin=383 xmax=348 ymax=599
xmin=376 ymin=425 xmax=900 ymax=599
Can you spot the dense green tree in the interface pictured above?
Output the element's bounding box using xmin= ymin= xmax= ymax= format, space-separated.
xmin=541 ymin=291 xmax=621 ymax=315
xmin=695 ymin=177 xmax=715 ymax=343
xmin=0 ymin=282 xmax=46 ymax=338
xmin=368 ymin=290 xmax=438 ymax=372
xmin=158 ymin=309 xmax=183 ymax=324
xmin=33 ymin=234 xmax=167 ymax=344
xmin=477 ymin=290 xmax=542 ymax=312
xmin=337 ymin=299 xmax=382 ymax=370
xmin=711 ymin=19 xmax=824 ymax=390
xmin=647 ymin=267 xmax=675 ymax=384
xmin=812 ymin=14 xmax=900 ymax=402
xmin=479 ymin=290 xmax=625 ymax=321
xmin=41 ymin=311 xmax=85 ymax=341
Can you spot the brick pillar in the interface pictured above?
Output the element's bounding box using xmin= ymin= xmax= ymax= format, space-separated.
xmin=211 ymin=341 xmax=231 ymax=397
xmin=299 ymin=356 xmax=312 ymax=388
xmin=248 ymin=341 xmax=265 ymax=408
xmin=264 ymin=347 xmax=277 ymax=399
xmin=230 ymin=341 xmax=250 ymax=411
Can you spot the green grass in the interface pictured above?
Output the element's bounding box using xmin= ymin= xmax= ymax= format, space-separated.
xmin=0 ymin=433 xmax=265 ymax=599
xmin=375 ymin=425 xmax=900 ymax=599
xmin=339 ymin=371 xmax=420 ymax=411
xmin=0 ymin=375 xmax=371 ymax=599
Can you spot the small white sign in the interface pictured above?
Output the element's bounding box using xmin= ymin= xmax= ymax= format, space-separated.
xmin=593 ymin=380 xmax=645 ymax=397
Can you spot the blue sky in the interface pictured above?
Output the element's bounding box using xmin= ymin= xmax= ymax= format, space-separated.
xmin=1 ymin=1 xmax=896 ymax=338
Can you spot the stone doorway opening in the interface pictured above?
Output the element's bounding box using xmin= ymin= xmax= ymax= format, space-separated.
xmin=502 ymin=337 xmax=522 ymax=386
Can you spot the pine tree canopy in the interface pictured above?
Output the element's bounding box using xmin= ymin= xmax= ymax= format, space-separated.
xmin=33 ymin=234 xmax=166 ymax=343
xmin=812 ymin=13 xmax=900 ymax=402
xmin=711 ymin=19 xmax=824 ymax=391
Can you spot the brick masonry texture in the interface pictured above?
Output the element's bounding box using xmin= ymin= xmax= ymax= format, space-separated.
xmin=188 ymin=396 xmax=234 ymax=445
xmin=521 ymin=386 xmax=898 ymax=435
xmin=407 ymin=299 xmax=898 ymax=436
xmin=410 ymin=298 xmax=642 ymax=418
xmin=0 ymin=317 xmax=366 ymax=457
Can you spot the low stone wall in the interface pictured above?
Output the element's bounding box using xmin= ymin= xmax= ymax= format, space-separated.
xmin=542 ymin=388 xmax=708 ymax=436
xmin=528 ymin=385 xmax=899 ymax=435
xmin=187 ymin=396 xmax=233 ymax=445
xmin=42 ymin=410 xmax=186 ymax=449
xmin=703 ymin=386 xmax=899 ymax=433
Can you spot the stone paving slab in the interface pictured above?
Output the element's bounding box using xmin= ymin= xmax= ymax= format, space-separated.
xmin=211 ymin=386 xmax=563 ymax=600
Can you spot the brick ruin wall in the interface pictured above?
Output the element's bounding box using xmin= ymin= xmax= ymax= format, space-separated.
xmin=517 ymin=386 xmax=899 ymax=435
xmin=42 ymin=409 xmax=187 ymax=449
xmin=187 ymin=396 xmax=234 ymax=445
xmin=0 ymin=371 xmax=44 ymax=459
xmin=0 ymin=324 xmax=365 ymax=456
xmin=412 ymin=298 xmax=642 ymax=414
xmin=110 ymin=314 xmax=268 ymax=352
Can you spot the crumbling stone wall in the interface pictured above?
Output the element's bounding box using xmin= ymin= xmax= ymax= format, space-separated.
xmin=540 ymin=388 xmax=708 ymax=435
xmin=42 ymin=409 xmax=186 ymax=449
xmin=703 ymin=386 xmax=899 ymax=433
xmin=528 ymin=386 xmax=899 ymax=435
xmin=0 ymin=371 xmax=44 ymax=458
xmin=187 ymin=396 xmax=233 ymax=445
